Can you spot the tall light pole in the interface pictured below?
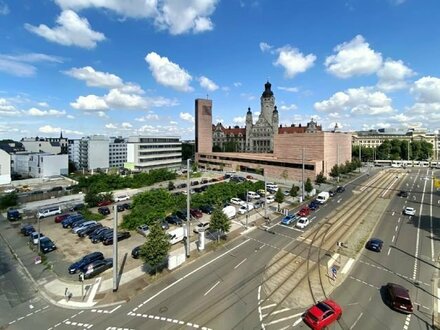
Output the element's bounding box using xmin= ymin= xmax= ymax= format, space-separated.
xmin=359 ymin=143 xmax=362 ymax=172
xmin=186 ymin=159 xmax=191 ymax=258
xmin=302 ymin=147 xmax=305 ymax=202
xmin=264 ymin=171 xmax=268 ymax=220
xmin=407 ymin=139 xmax=410 ymax=162
xmin=112 ymin=205 xmax=118 ymax=292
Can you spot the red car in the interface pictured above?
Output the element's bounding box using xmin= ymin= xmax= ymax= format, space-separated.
xmin=97 ymin=200 xmax=112 ymax=207
xmin=298 ymin=206 xmax=311 ymax=217
xmin=303 ymin=299 xmax=342 ymax=330
xmin=54 ymin=213 xmax=70 ymax=223
xmin=190 ymin=208 xmax=203 ymax=219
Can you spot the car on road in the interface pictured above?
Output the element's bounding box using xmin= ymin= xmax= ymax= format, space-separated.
xmin=102 ymin=231 xmax=131 ymax=245
xmin=81 ymin=258 xmax=113 ymax=280
xmin=97 ymin=200 xmax=112 ymax=207
xmin=132 ymin=246 xmax=142 ymax=259
xmin=68 ymin=252 xmax=104 ymax=274
xmin=199 ymin=205 xmax=214 ymax=214
xmin=403 ymin=207 xmax=416 ymax=216
xmin=365 ymin=238 xmax=383 ymax=252
xmin=297 ymin=206 xmax=311 ymax=217
xmin=114 ymin=194 xmax=129 ymax=202
xmin=336 ymin=186 xmax=345 ymax=193
xmin=230 ymin=197 xmax=246 ymax=206
xmin=238 ymin=203 xmax=254 ymax=214
xmin=398 ymin=190 xmax=408 ymax=197
xmin=303 ymin=299 xmax=342 ymax=330
xmin=309 ymin=200 xmax=320 ymax=210
xmin=281 ymin=214 xmax=298 ymax=226
xmin=137 ymin=224 xmax=149 ymax=237
xmin=29 ymin=232 xmax=44 ymax=245
xmin=296 ymin=217 xmax=310 ymax=229
xmin=54 ymin=213 xmax=71 ymax=223
xmin=329 ymin=190 xmax=335 ymax=197
xmin=7 ymin=209 xmax=21 ymax=221
xmin=20 ymin=224 xmax=35 ymax=236
xmin=98 ymin=207 xmax=111 ymax=215
xmin=385 ymin=283 xmax=413 ymax=314
xmin=39 ymin=237 xmax=57 ymax=254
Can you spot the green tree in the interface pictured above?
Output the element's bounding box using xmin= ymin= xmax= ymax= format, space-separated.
xmin=315 ymin=172 xmax=327 ymax=184
xmin=329 ymin=164 xmax=339 ymax=179
xmin=274 ymin=189 xmax=284 ymax=211
xmin=212 ymin=145 xmax=222 ymax=152
xmin=0 ymin=192 xmax=18 ymax=210
xmin=210 ymin=208 xmax=231 ymax=241
xmin=289 ymin=184 xmax=299 ymax=197
xmin=181 ymin=142 xmax=195 ymax=161
xmin=304 ymin=178 xmax=313 ymax=194
xmin=140 ymin=222 xmax=171 ymax=274
xmin=168 ymin=181 xmax=175 ymax=191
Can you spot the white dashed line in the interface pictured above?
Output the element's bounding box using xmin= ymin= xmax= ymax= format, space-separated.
xmin=204 ymin=280 xmax=221 ymax=296
xmin=234 ymin=258 xmax=247 ymax=269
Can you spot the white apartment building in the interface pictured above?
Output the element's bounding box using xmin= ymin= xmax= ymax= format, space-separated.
xmin=79 ymin=135 xmax=109 ymax=170
xmin=21 ymin=135 xmax=68 ymax=155
xmin=109 ymin=137 xmax=127 ymax=168
xmin=0 ymin=149 xmax=11 ymax=185
xmin=11 ymin=153 xmax=68 ymax=178
xmin=68 ymin=139 xmax=81 ymax=170
xmin=126 ymin=136 xmax=182 ymax=172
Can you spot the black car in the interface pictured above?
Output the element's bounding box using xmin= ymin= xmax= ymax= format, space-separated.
xmin=61 ymin=215 xmax=84 ymax=228
xmin=366 ymin=238 xmax=383 ymax=252
xmin=132 ymin=245 xmax=142 ymax=259
xmin=71 ymin=219 xmax=87 ymax=229
xmin=116 ymin=204 xmax=125 ymax=212
xmin=68 ymin=251 xmax=104 ymax=274
xmin=20 ymin=224 xmax=36 ymax=236
xmin=398 ymin=190 xmax=408 ymax=198
xmin=98 ymin=207 xmax=110 ymax=215
xmin=102 ymin=232 xmax=131 ymax=245
xmin=91 ymin=228 xmax=113 ymax=243
xmin=78 ymin=223 xmax=103 ymax=237
xmin=7 ymin=209 xmax=21 ymax=221
xmin=175 ymin=210 xmax=188 ymax=221
xmin=39 ymin=237 xmax=56 ymax=253
xmin=70 ymin=203 xmax=85 ymax=212
xmin=80 ymin=258 xmax=113 ymax=280
xmin=166 ymin=215 xmax=182 ymax=226
xmin=89 ymin=226 xmax=110 ymax=239
xmin=199 ymin=205 xmax=214 ymax=214
xmin=309 ymin=201 xmax=320 ymax=210
xmin=122 ymin=203 xmax=132 ymax=210
xmin=336 ymin=186 xmax=345 ymax=193
xmin=329 ymin=190 xmax=335 ymax=197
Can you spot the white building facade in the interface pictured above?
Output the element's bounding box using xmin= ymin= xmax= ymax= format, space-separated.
xmin=0 ymin=149 xmax=11 ymax=185
xmin=109 ymin=137 xmax=127 ymax=168
xmin=11 ymin=153 xmax=68 ymax=178
xmin=126 ymin=136 xmax=181 ymax=172
xmin=79 ymin=135 xmax=109 ymax=170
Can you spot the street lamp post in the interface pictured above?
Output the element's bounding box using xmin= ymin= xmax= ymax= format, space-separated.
xmin=302 ymin=147 xmax=305 ymax=202
xmin=186 ymin=159 xmax=191 ymax=258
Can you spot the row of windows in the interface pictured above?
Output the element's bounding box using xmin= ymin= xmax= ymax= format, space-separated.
xmin=139 ymin=138 xmax=179 ymax=143
xmin=199 ymin=155 xmax=315 ymax=170
xmin=138 ymin=144 xmax=181 ymax=150
xmin=139 ymin=156 xmax=181 ymax=163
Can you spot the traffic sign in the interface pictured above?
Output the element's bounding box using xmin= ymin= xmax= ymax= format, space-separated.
xmin=331 ymin=266 xmax=337 ymax=278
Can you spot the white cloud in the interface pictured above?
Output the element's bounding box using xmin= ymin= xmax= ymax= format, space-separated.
xmin=55 ymin=0 xmax=158 ymax=18
xmin=199 ymin=76 xmax=218 ymax=91
xmin=105 ymin=123 xmax=117 ymax=129
xmin=0 ymin=98 xmax=20 ymax=116
xmin=97 ymin=111 xmax=107 ymax=118
xmin=39 ymin=125 xmax=83 ymax=135
xmin=180 ymin=112 xmax=194 ymax=123
xmin=274 ymin=46 xmax=316 ymax=78
xmin=67 ymin=114 xmax=75 ymax=119
xmin=139 ymin=124 xmax=160 ymax=134
xmin=155 ymin=0 xmax=218 ymax=35
xmin=71 ymin=94 xmax=109 ymax=110
xmin=377 ymin=59 xmax=414 ymax=91
xmin=0 ymin=1 xmax=9 ymax=15
xmin=145 ymin=52 xmax=193 ymax=92
xmin=135 ymin=113 xmax=160 ymax=122
xmin=314 ymin=87 xmax=394 ymax=115
xmin=259 ymin=42 xmax=272 ymax=52
xmin=121 ymin=122 xmax=133 ymax=129
xmin=105 ymin=89 xmax=147 ymax=108
xmin=411 ymin=76 xmax=440 ymax=103
xmin=233 ymin=82 xmax=242 ymax=87
xmin=277 ymin=86 xmax=299 ymax=93
xmin=64 ymin=66 xmax=123 ymax=88
xmin=279 ymin=104 xmax=297 ymax=111
xmin=325 ymin=35 xmax=382 ymax=78
xmin=170 ymin=120 xmax=178 ymax=125
xmin=27 ymin=107 xmax=66 ymax=116
xmin=0 ymin=53 xmax=63 ymax=77
xmin=37 ymin=102 xmax=49 ymax=107
xmin=233 ymin=116 xmax=246 ymax=125
xmin=25 ymin=10 xmax=106 ymax=49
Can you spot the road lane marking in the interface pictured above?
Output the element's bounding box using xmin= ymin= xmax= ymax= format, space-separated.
xmin=204 ymin=280 xmax=221 ymax=296
xmin=263 ymin=313 xmax=303 ymax=326
xmin=395 ymin=225 xmax=398 ymax=232
xmin=387 ymin=248 xmax=391 ymax=256
xmin=392 ymin=235 xmax=395 ymax=243
xmin=134 ymin=238 xmax=251 ymax=309
xmin=341 ymin=258 xmax=355 ymax=274
xmin=350 ymin=312 xmax=363 ymax=329
xmin=263 ymin=307 xmax=290 ymax=317
xmin=260 ymin=303 xmax=277 ymax=310
xmin=234 ymin=258 xmax=247 ymax=269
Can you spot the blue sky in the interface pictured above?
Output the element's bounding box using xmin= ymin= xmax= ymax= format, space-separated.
xmin=1 ymin=0 xmax=440 ymax=141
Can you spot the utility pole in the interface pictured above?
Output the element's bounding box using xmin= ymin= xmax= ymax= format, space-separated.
xmin=112 ymin=205 xmax=118 ymax=292
xmin=186 ymin=159 xmax=191 ymax=258
xmin=407 ymin=139 xmax=410 ymax=161
xmin=359 ymin=144 xmax=362 ymax=172
xmin=264 ymin=171 xmax=268 ymax=220
xmin=245 ymin=190 xmax=249 ymax=229
xmin=302 ymin=147 xmax=305 ymax=202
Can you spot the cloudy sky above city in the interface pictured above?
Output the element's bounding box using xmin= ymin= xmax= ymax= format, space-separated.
xmin=1 ymin=0 xmax=440 ymax=140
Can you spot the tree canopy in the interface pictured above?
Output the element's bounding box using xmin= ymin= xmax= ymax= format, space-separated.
xmin=210 ymin=208 xmax=231 ymax=240
xmin=140 ymin=222 xmax=171 ymax=274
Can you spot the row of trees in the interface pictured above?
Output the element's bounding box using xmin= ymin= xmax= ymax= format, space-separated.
xmin=352 ymin=139 xmax=433 ymax=161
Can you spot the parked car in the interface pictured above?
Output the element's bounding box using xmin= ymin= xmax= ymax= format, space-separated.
xmin=29 ymin=232 xmax=44 ymax=245
xmin=160 ymin=220 xmax=170 ymax=230
xmin=253 ymin=200 xmax=264 ymax=209
xmin=69 ymin=203 xmax=85 ymax=212
xmin=302 ymin=299 xmax=342 ymax=330
xmin=68 ymin=251 xmax=104 ymax=274
xmin=78 ymin=223 xmax=102 ymax=238
xmin=398 ymin=190 xmax=408 ymax=197
xmin=385 ymin=283 xmax=413 ymax=313
xmin=61 ymin=214 xmax=84 ymax=228
xmin=246 ymin=175 xmax=254 ymax=179
xmin=403 ymin=207 xmax=416 ymax=216
xmin=309 ymin=200 xmax=320 ymax=210
xmin=265 ymin=195 xmax=275 ymax=204
xmin=97 ymin=200 xmax=112 ymax=207
xmin=7 ymin=209 xmax=21 ymax=221
xmin=102 ymin=232 xmax=131 ymax=245
xmin=238 ymin=203 xmax=254 ymax=214
xmin=281 ymin=214 xmax=298 ymax=226
xmin=98 ymin=207 xmax=111 ymax=215
xmin=166 ymin=215 xmax=182 ymax=226
xmin=365 ymin=238 xmax=383 ymax=252
xmin=81 ymin=258 xmax=113 ymax=280
xmin=336 ymin=186 xmax=345 ymax=193
xmin=116 ymin=204 xmax=125 ymax=212
xmin=137 ymin=224 xmax=149 ymax=237
xmin=296 ymin=217 xmax=310 ymax=229
xmin=247 ymin=191 xmax=261 ymax=199
xmin=72 ymin=221 xmax=98 ymax=234
xmin=193 ymin=221 xmax=210 ymax=233
xmin=70 ymin=219 xmax=87 ymax=229
xmin=20 ymin=224 xmax=35 ymax=236
xmin=114 ymin=194 xmax=129 ymax=202
xmin=91 ymin=228 xmax=113 ymax=243
xmin=329 ymin=190 xmax=335 ymax=197
xmin=122 ymin=203 xmax=132 ymax=210
xmin=257 ymin=189 xmax=267 ymax=196
xmin=132 ymin=245 xmax=142 ymax=259
xmin=199 ymin=205 xmax=214 ymax=214
xmin=297 ymin=206 xmax=311 ymax=217
xmin=89 ymin=226 xmax=110 ymax=239
xmin=175 ymin=210 xmax=188 ymax=221
xmin=54 ymin=213 xmax=71 ymax=223
xmin=230 ymin=197 xmax=246 ymax=206
xmin=190 ymin=208 xmax=203 ymax=219
xmin=39 ymin=237 xmax=57 ymax=254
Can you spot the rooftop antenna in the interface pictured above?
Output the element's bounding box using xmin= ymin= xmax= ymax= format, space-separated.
xmin=206 ymin=94 xmax=209 ymax=100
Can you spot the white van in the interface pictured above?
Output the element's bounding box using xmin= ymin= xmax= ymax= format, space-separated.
xmin=266 ymin=183 xmax=279 ymax=192
xmin=37 ymin=206 xmax=62 ymax=219
xmin=247 ymin=191 xmax=261 ymax=199
xmin=168 ymin=227 xmax=185 ymax=245
xmin=222 ymin=205 xmax=236 ymax=219
xmin=316 ymin=191 xmax=330 ymax=204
